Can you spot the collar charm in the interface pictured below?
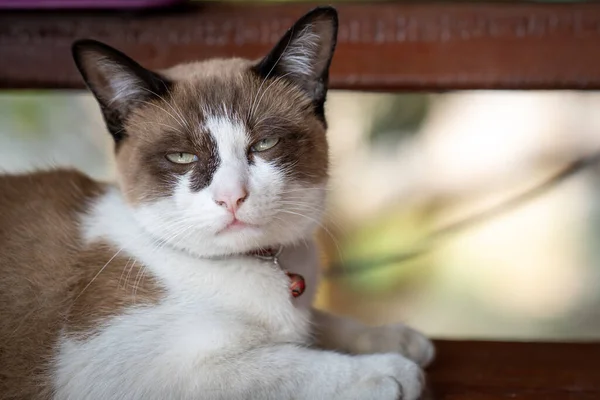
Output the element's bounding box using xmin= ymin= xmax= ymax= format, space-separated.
xmin=286 ymin=272 xmax=306 ymax=298
xmin=250 ymin=247 xmax=306 ymax=298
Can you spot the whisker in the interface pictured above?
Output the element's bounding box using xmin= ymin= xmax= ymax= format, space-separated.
xmin=118 ymin=256 xmax=133 ymax=289
xmin=248 ymin=27 xmax=296 ymax=122
xmin=75 ymin=247 xmax=124 ymax=300
xmin=138 ymin=87 xmax=189 ymax=130
xmin=124 ymin=259 xmax=138 ymax=289
xmin=279 ymin=209 xmax=344 ymax=262
xmin=251 ymin=72 xmax=294 ymax=122
xmin=134 ymin=99 xmax=186 ymax=130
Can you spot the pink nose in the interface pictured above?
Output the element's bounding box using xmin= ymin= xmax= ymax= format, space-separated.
xmin=214 ymin=187 xmax=248 ymax=213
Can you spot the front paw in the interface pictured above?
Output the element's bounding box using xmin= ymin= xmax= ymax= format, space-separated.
xmin=338 ymin=354 xmax=424 ymax=400
xmin=350 ymin=324 xmax=435 ymax=367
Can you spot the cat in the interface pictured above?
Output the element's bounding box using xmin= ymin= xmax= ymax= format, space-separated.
xmin=0 ymin=7 xmax=434 ymax=400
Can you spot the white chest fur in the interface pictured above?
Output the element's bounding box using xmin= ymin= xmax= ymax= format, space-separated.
xmin=54 ymin=189 xmax=319 ymax=399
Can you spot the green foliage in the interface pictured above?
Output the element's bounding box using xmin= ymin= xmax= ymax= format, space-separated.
xmin=0 ymin=91 xmax=68 ymax=139
xmin=367 ymin=94 xmax=430 ymax=145
xmin=340 ymin=205 xmax=433 ymax=294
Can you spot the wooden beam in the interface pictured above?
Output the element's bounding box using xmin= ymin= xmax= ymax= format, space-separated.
xmin=2 ymin=2 xmax=600 ymax=91
xmin=428 ymin=340 xmax=600 ymax=399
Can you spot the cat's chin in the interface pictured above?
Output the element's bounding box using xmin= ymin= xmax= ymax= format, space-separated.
xmin=133 ymin=211 xmax=311 ymax=259
xmin=149 ymin=226 xmax=268 ymax=259
xmin=172 ymin=226 xmax=308 ymax=259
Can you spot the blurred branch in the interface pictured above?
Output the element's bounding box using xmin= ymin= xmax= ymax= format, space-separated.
xmin=326 ymin=150 xmax=600 ymax=277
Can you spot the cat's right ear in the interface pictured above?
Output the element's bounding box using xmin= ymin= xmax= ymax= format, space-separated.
xmin=72 ymin=39 xmax=171 ymax=142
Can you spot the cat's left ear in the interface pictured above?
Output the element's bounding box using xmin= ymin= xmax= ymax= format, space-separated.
xmin=253 ymin=7 xmax=338 ymax=117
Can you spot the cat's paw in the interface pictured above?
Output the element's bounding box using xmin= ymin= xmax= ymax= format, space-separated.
xmin=365 ymin=354 xmax=424 ymax=400
xmin=339 ymin=354 xmax=424 ymax=400
xmin=349 ymin=324 xmax=435 ymax=367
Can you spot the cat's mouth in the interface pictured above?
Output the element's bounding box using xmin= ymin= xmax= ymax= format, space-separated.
xmin=218 ymin=218 xmax=259 ymax=234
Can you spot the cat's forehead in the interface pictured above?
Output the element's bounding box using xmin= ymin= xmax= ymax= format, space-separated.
xmin=162 ymin=58 xmax=251 ymax=81
xmin=160 ymin=58 xmax=312 ymax=127
xmin=124 ymin=57 xmax=322 ymax=160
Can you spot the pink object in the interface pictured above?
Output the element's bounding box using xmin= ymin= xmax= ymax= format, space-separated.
xmin=0 ymin=0 xmax=186 ymax=9
xmin=213 ymin=187 xmax=249 ymax=214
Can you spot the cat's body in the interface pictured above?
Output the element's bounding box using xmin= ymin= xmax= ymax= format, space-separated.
xmin=0 ymin=8 xmax=433 ymax=400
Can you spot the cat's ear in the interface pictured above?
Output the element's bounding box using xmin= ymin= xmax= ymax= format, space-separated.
xmin=72 ymin=39 xmax=171 ymax=142
xmin=253 ymin=7 xmax=338 ymax=116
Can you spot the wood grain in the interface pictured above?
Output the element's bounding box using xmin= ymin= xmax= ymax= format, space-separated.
xmin=428 ymin=340 xmax=600 ymax=399
xmin=2 ymin=2 xmax=600 ymax=91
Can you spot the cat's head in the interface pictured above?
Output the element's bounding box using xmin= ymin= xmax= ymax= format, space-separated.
xmin=72 ymin=7 xmax=338 ymax=256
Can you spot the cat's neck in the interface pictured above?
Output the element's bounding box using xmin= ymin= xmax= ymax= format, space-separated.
xmin=81 ymin=186 xmax=308 ymax=330
xmin=81 ymin=187 xmax=289 ymax=292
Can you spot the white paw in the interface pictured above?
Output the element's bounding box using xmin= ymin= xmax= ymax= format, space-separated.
xmin=338 ymin=354 xmax=424 ymax=400
xmin=350 ymin=324 xmax=435 ymax=367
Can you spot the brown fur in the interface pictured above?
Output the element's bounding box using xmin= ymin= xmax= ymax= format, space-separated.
xmin=1 ymin=8 xmax=336 ymax=398
xmin=116 ymin=59 xmax=329 ymax=207
xmin=0 ymin=170 xmax=164 ymax=399
xmin=66 ymin=242 xmax=165 ymax=339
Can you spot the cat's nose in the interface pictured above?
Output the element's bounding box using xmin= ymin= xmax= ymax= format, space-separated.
xmin=213 ymin=187 xmax=248 ymax=213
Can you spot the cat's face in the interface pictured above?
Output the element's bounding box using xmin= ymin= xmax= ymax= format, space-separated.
xmin=73 ymin=7 xmax=337 ymax=256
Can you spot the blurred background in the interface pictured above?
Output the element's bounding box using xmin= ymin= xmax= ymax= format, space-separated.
xmin=3 ymin=89 xmax=600 ymax=341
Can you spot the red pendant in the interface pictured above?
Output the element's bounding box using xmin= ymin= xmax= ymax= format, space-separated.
xmin=248 ymin=247 xmax=305 ymax=298
xmin=286 ymin=272 xmax=306 ymax=298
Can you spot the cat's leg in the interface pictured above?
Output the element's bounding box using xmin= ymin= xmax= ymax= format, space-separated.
xmin=312 ymin=309 xmax=435 ymax=367
xmin=56 ymin=335 xmax=424 ymax=400
xmin=193 ymin=345 xmax=424 ymax=400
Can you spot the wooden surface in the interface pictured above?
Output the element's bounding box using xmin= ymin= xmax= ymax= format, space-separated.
xmin=428 ymin=340 xmax=600 ymax=399
xmin=3 ymin=2 xmax=600 ymax=91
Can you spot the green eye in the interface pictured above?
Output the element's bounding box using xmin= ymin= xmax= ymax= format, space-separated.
xmin=166 ymin=152 xmax=198 ymax=164
xmin=251 ymin=137 xmax=280 ymax=152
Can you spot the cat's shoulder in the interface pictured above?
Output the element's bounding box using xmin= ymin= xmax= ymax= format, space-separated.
xmin=66 ymin=241 xmax=166 ymax=339
xmin=0 ymin=168 xmax=104 ymax=206
xmin=0 ymin=168 xmax=108 ymax=288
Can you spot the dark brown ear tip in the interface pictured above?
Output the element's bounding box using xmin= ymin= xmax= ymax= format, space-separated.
xmin=72 ymin=39 xmax=96 ymax=53
xmin=71 ymin=39 xmax=87 ymax=59
xmin=307 ymin=5 xmax=337 ymax=16
xmin=73 ymin=39 xmax=130 ymax=64
xmin=301 ymin=6 xmax=338 ymax=25
xmin=71 ymin=39 xmax=106 ymax=64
